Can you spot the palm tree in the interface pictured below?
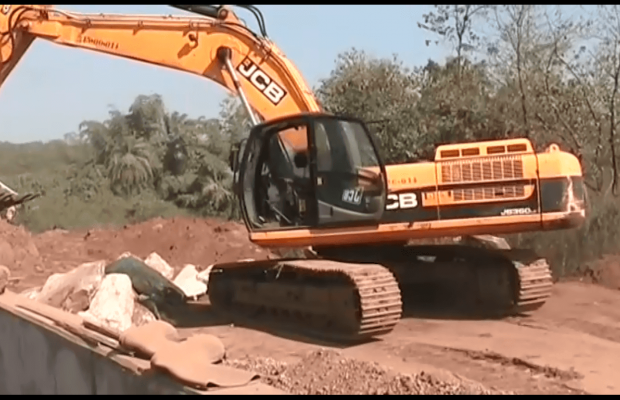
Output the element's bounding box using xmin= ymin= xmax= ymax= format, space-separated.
xmin=127 ymin=94 xmax=168 ymax=142
xmin=106 ymin=135 xmax=156 ymax=196
xmin=79 ymin=120 xmax=111 ymax=165
xmin=75 ymin=93 xmax=246 ymax=218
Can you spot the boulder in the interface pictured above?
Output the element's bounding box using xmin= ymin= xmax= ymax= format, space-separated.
xmin=144 ymin=252 xmax=174 ymax=280
xmin=173 ymin=264 xmax=207 ymax=300
xmin=196 ymin=265 xmax=214 ymax=290
xmin=117 ymin=251 xmax=138 ymax=260
xmin=20 ymin=286 xmax=41 ymax=300
xmin=35 ymin=260 xmax=106 ymax=311
xmin=105 ymin=256 xmax=186 ymax=322
xmin=80 ymin=273 xmax=134 ymax=332
xmin=132 ymin=301 xmax=157 ymax=327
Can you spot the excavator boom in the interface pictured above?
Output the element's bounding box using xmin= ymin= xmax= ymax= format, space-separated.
xmin=1 ymin=5 xmax=320 ymax=131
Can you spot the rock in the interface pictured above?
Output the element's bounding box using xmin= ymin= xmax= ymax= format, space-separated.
xmin=63 ymin=289 xmax=92 ymax=313
xmin=457 ymin=235 xmax=511 ymax=250
xmin=225 ymin=349 xmax=496 ymax=395
xmin=81 ymin=273 xmax=134 ymax=333
xmin=132 ymin=301 xmax=157 ymax=327
xmin=144 ymin=252 xmax=174 ymax=280
xmin=4 ymin=206 xmax=16 ymax=223
xmin=173 ymin=264 xmax=207 ymax=300
xmin=0 ymin=240 xmax=15 ymax=268
xmin=105 ymin=256 xmax=186 ymax=322
xmin=196 ymin=265 xmax=214 ymax=288
xmin=0 ymin=265 xmax=10 ymax=294
xmin=40 ymin=273 xmax=65 ymax=290
xmin=77 ymin=310 xmax=99 ymax=326
xmin=117 ymin=251 xmax=138 ymax=260
xmin=20 ymin=286 xmax=41 ymax=300
xmin=35 ymin=260 xmax=106 ymax=310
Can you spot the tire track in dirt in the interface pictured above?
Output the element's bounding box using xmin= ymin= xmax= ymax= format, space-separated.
xmin=366 ymin=341 xmax=585 ymax=395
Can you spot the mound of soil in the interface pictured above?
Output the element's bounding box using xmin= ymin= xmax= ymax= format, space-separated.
xmin=9 ymin=217 xmax=272 ymax=292
xmin=580 ymin=255 xmax=620 ymax=290
xmin=0 ymin=220 xmax=45 ymax=289
xmin=225 ymin=349 xmax=496 ymax=395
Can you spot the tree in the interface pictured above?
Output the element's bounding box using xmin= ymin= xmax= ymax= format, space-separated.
xmin=416 ymin=58 xmax=503 ymax=149
xmin=418 ymin=5 xmax=492 ymax=83
xmin=315 ymin=48 xmax=421 ymax=163
xmin=588 ymin=5 xmax=620 ymax=195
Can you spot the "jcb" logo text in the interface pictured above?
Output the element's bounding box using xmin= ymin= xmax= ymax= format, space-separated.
xmin=386 ymin=192 xmax=418 ymax=210
xmin=237 ymin=58 xmax=288 ymax=106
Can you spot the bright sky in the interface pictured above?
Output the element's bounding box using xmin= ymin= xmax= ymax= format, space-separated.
xmin=0 ymin=5 xmax=451 ymax=143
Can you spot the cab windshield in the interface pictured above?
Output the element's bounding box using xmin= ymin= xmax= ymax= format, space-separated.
xmin=313 ymin=117 xmax=381 ymax=175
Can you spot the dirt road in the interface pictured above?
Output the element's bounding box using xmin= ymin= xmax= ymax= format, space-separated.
xmin=2 ymin=217 xmax=620 ymax=394
xmin=191 ymin=281 xmax=620 ymax=395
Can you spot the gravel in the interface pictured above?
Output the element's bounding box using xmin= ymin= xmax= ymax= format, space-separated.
xmin=225 ymin=348 xmax=500 ymax=395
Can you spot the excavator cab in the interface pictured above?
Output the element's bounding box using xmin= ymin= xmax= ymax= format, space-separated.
xmin=236 ymin=113 xmax=388 ymax=232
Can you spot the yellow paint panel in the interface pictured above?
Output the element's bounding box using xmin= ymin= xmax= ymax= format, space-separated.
xmin=537 ymin=150 xmax=582 ymax=179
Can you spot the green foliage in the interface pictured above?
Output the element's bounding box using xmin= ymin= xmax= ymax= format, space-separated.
xmin=316 ymin=49 xmax=421 ymax=163
xmin=316 ymin=5 xmax=620 ymax=277
xmin=2 ymin=93 xmax=248 ymax=233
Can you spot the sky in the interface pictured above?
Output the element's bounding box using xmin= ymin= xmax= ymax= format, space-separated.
xmin=0 ymin=5 xmax=451 ymax=144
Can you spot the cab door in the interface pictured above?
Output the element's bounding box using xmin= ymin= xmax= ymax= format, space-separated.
xmin=308 ymin=115 xmax=388 ymax=228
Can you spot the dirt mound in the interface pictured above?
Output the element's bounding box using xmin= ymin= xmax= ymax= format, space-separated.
xmin=10 ymin=217 xmax=272 ymax=292
xmin=0 ymin=219 xmax=44 ymax=289
xmin=579 ymin=255 xmax=620 ymax=290
xmin=225 ymin=349 xmax=496 ymax=395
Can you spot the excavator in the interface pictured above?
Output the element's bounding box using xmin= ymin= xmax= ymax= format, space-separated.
xmin=1 ymin=4 xmax=587 ymax=342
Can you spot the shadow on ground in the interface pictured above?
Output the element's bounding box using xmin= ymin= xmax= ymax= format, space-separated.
xmin=399 ymin=282 xmax=519 ymax=321
xmin=158 ymin=298 xmax=374 ymax=349
xmin=155 ymin=281 xmax=525 ymax=349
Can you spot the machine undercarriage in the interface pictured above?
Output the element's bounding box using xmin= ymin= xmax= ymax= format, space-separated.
xmin=207 ymin=235 xmax=552 ymax=343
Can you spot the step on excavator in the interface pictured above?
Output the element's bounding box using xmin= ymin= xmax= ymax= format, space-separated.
xmin=1 ymin=4 xmax=587 ymax=342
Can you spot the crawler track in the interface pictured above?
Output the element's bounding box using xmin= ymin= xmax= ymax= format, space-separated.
xmin=207 ymin=259 xmax=402 ymax=343
xmin=512 ymin=258 xmax=553 ymax=314
xmin=421 ymin=244 xmax=554 ymax=316
xmin=316 ymin=241 xmax=554 ymax=318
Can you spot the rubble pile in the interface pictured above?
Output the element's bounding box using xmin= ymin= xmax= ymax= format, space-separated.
xmin=226 ymin=349 xmax=499 ymax=395
xmin=15 ymin=251 xmax=214 ymax=333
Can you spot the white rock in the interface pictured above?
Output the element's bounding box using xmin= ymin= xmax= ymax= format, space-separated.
xmin=173 ymin=264 xmax=207 ymax=300
xmin=117 ymin=251 xmax=138 ymax=260
xmin=40 ymin=273 xmax=65 ymax=289
xmin=196 ymin=264 xmax=214 ymax=287
xmin=35 ymin=260 xmax=106 ymax=309
xmin=20 ymin=286 xmax=41 ymax=300
xmin=144 ymin=252 xmax=174 ymax=280
xmin=83 ymin=273 xmax=134 ymax=333
xmin=77 ymin=310 xmax=99 ymax=325
xmin=132 ymin=302 xmax=157 ymax=327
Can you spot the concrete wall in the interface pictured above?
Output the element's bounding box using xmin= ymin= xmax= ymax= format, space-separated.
xmin=0 ymin=291 xmax=284 ymax=395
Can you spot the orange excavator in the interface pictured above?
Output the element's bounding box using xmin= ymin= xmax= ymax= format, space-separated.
xmin=1 ymin=5 xmax=586 ymax=342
